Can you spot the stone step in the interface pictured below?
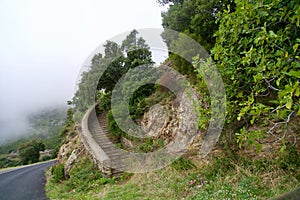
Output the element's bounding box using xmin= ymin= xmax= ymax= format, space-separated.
xmin=105 ymin=149 xmax=122 ymax=155
xmin=101 ymin=145 xmax=123 ymax=151
xmin=110 ymin=164 xmax=126 ymax=169
xmin=93 ymin=135 xmax=112 ymax=140
xmin=110 ymin=160 xmax=126 ymax=165
xmin=101 ymin=149 xmax=120 ymax=155
xmin=96 ymin=142 xmax=115 ymax=147
xmin=92 ymin=135 xmax=109 ymax=141
xmin=94 ymin=137 xmax=111 ymax=143
xmin=107 ymin=153 xmax=125 ymax=159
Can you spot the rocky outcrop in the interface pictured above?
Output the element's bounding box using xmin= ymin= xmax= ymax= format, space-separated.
xmin=121 ymin=137 xmax=134 ymax=148
xmin=141 ymin=88 xmax=202 ymax=154
xmin=141 ymin=102 xmax=177 ymax=144
xmin=55 ymin=125 xmax=87 ymax=177
xmin=64 ymin=149 xmax=78 ymax=177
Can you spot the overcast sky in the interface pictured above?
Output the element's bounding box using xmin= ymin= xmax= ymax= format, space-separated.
xmin=0 ymin=0 xmax=165 ymax=142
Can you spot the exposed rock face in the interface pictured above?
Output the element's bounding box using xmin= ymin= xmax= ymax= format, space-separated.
xmin=64 ymin=149 xmax=78 ymax=177
xmin=56 ymin=126 xmax=85 ymax=176
xmin=167 ymin=89 xmax=201 ymax=154
xmin=121 ymin=137 xmax=134 ymax=148
xmin=57 ymin=142 xmax=72 ymax=164
xmin=141 ymin=88 xmax=201 ymax=154
xmin=141 ymin=104 xmax=169 ymax=138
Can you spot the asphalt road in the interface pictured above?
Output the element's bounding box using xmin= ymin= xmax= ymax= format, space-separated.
xmin=0 ymin=160 xmax=55 ymax=200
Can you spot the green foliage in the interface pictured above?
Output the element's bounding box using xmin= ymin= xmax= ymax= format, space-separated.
xmin=65 ymin=158 xmax=111 ymax=192
xmin=18 ymin=139 xmax=45 ymax=165
xmin=214 ymin=0 xmax=300 ymax=118
xmin=51 ymin=163 xmax=65 ymax=183
xmin=235 ymin=128 xmax=265 ymax=152
xmin=203 ymin=156 xmax=235 ymax=180
xmin=59 ymin=108 xmax=74 ymax=139
xmin=0 ymin=138 xmax=29 ymax=155
xmin=136 ymin=138 xmax=164 ymax=153
xmin=40 ymin=155 xmax=53 ymax=162
xmin=47 ymin=157 xmax=116 ymax=199
xmin=102 ymin=154 xmax=298 ymax=199
xmin=100 ymin=82 xmax=156 ymax=122
xmin=171 ymin=156 xmax=196 ymax=170
xmin=72 ymin=30 xmax=153 ymax=114
xmin=278 ymin=146 xmax=300 ymax=180
xmin=189 ymin=176 xmax=260 ymax=200
xmin=65 ymin=108 xmax=74 ymax=126
xmin=0 ymin=155 xmax=20 ymax=169
xmin=160 ymin=0 xmax=235 ymax=78
xmin=47 ymin=154 xmax=299 ymax=200
xmin=193 ymin=0 xmax=300 ymax=148
xmin=59 ymin=108 xmax=75 ymax=150
xmin=106 ymin=110 xmax=124 ymax=142
xmin=157 ymin=0 xmax=183 ymax=6
xmin=129 ymin=84 xmax=156 ymax=120
xmin=96 ymin=91 xmax=111 ymax=114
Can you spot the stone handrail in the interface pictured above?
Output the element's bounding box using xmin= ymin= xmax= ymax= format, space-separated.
xmin=80 ymin=106 xmax=112 ymax=176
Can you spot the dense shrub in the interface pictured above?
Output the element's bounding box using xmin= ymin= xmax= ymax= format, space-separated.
xmin=51 ymin=164 xmax=65 ymax=183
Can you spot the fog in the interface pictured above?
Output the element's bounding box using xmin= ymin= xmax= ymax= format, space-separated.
xmin=0 ymin=0 xmax=164 ymax=143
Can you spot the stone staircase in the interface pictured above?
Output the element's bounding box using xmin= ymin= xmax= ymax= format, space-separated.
xmin=86 ymin=109 xmax=128 ymax=177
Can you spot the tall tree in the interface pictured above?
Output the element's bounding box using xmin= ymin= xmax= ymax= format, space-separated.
xmin=97 ymin=30 xmax=152 ymax=92
xmin=160 ymin=0 xmax=235 ymax=79
xmin=72 ymin=30 xmax=153 ymax=113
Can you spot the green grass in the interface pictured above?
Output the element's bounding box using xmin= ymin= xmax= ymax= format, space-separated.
xmin=46 ymin=155 xmax=300 ymax=200
xmin=101 ymin=156 xmax=299 ymax=200
xmin=103 ymin=167 xmax=194 ymax=200
xmin=46 ymin=157 xmax=116 ymax=200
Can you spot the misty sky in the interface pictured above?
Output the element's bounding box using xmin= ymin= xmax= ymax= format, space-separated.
xmin=0 ymin=0 xmax=165 ymax=142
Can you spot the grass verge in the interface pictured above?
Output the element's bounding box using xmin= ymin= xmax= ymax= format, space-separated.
xmin=46 ymin=153 xmax=299 ymax=199
xmin=46 ymin=157 xmax=116 ymax=200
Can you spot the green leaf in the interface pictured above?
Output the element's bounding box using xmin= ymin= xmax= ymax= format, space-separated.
xmin=276 ymin=78 xmax=281 ymax=86
xmin=293 ymin=43 xmax=299 ymax=53
xmin=295 ymin=87 xmax=300 ymax=97
xmin=289 ymin=70 xmax=300 ymax=78
xmin=286 ymin=99 xmax=293 ymax=109
xmin=269 ymin=30 xmax=277 ymax=37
